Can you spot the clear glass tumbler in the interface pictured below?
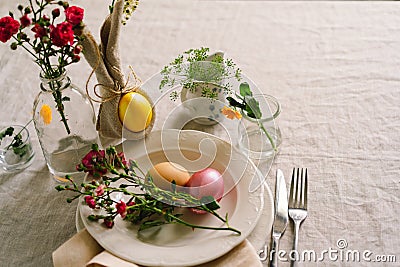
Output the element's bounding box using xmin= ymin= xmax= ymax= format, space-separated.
xmin=0 ymin=125 xmax=35 ymax=172
xmin=237 ymin=94 xmax=281 ymax=160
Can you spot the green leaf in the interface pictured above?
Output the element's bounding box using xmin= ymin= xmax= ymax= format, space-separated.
xmin=244 ymin=96 xmax=262 ymax=119
xmin=239 ymin=82 xmax=252 ymax=97
xmin=200 ymin=196 xmax=220 ymax=211
xmin=0 ymin=127 xmax=14 ymax=142
xmin=62 ymin=96 xmax=70 ymax=102
xmin=205 ymin=200 xmax=220 ymax=211
xmin=226 ymin=96 xmax=245 ymax=109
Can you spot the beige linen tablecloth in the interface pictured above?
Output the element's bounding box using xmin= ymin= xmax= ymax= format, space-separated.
xmin=0 ymin=0 xmax=399 ymax=266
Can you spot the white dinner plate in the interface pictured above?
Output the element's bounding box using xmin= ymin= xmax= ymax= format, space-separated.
xmin=79 ymin=130 xmax=267 ymax=266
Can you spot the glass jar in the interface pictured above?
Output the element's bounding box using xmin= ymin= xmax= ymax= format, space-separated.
xmin=33 ymin=69 xmax=99 ymax=179
xmin=237 ymin=94 xmax=282 ymax=160
xmin=0 ymin=124 xmax=35 ymax=172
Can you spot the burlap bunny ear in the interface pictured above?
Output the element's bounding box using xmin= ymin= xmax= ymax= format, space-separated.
xmin=82 ymin=0 xmax=155 ymax=144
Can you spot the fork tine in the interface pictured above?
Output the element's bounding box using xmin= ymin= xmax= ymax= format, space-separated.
xmin=304 ymin=168 xmax=308 ymax=209
xmin=296 ymin=168 xmax=301 ymax=208
xmin=289 ymin=168 xmax=295 ymax=207
xmin=299 ymin=168 xmax=304 ymax=208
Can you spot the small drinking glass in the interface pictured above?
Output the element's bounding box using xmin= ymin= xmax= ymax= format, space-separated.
xmin=237 ymin=94 xmax=281 ymax=160
xmin=0 ymin=125 xmax=35 ymax=172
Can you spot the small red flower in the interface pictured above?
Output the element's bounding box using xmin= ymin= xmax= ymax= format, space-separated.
xmin=52 ymin=8 xmax=60 ymax=18
xmin=116 ymin=152 xmax=127 ymax=167
xmin=77 ymin=148 xmax=107 ymax=177
xmin=50 ymin=21 xmax=74 ymax=47
xmin=72 ymin=54 xmax=80 ymax=62
xmin=84 ymin=195 xmax=96 ymax=209
xmin=19 ymin=14 xmax=31 ymax=28
xmin=116 ymin=201 xmax=127 ymax=218
xmin=65 ymin=6 xmax=84 ymax=26
xmin=104 ymin=217 xmax=114 ymax=228
xmin=0 ymin=16 xmax=20 ymax=43
xmin=31 ymin=23 xmax=47 ymax=38
xmin=95 ymin=184 xmax=105 ymax=196
xmin=73 ymin=44 xmax=82 ymax=54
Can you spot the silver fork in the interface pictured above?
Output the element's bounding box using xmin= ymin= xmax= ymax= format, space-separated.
xmin=288 ymin=168 xmax=308 ymax=267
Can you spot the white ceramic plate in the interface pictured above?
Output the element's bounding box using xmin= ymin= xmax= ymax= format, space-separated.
xmin=79 ymin=130 xmax=266 ymax=266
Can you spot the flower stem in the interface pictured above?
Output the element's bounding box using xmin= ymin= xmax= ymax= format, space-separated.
xmin=258 ymin=120 xmax=276 ymax=152
xmin=48 ymin=78 xmax=71 ymax=135
xmin=171 ymin=214 xmax=241 ymax=234
xmin=11 ymin=36 xmax=40 ymax=62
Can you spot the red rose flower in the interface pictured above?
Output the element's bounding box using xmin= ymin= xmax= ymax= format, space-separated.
xmin=20 ymin=14 xmax=31 ymax=28
xmin=0 ymin=16 xmax=20 ymax=43
xmin=65 ymin=6 xmax=84 ymax=26
xmin=116 ymin=201 xmax=127 ymax=218
xmin=32 ymin=23 xmax=47 ymax=38
xmin=84 ymin=195 xmax=96 ymax=209
xmin=50 ymin=22 xmax=74 ymax=47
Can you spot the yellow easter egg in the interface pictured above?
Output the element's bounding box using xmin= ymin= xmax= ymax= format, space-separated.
xmin=118 ymin=92 xmax=153 ymax=132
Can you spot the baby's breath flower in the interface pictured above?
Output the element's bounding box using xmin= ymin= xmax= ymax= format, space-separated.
xmin=122 ymin=0 xmax=139 ymax=25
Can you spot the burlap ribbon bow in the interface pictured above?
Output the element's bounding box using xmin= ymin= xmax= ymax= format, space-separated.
xmin=82 ymin=0 xmax=155 ymax=144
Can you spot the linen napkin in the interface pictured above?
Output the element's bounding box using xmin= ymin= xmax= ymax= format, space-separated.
xmin=52 ymin=229 xmax=262 ymax=267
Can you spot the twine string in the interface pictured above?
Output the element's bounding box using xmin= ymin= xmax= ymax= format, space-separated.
xmin=85 ymin=49 xmax=142 ymax=103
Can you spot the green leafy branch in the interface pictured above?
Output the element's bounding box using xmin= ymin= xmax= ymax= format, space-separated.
xmin=56 ymin=145 xmax=240 ymax=235
xmin=160 ymin=47 xmax=242 ymax=101
xmin=227 ymin=82 xmax=276 ymax=151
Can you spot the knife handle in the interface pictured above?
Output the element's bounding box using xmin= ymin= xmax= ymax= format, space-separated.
xmin=269 ymin=235 xmax=280 ymax=267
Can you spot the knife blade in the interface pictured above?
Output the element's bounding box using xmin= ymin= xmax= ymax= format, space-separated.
xmin=269 ymin=169 xmax=288 ymax=267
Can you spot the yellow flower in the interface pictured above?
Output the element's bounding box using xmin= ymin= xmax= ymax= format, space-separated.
xmin=40 ymin=104 xmax=52 ymax=125
xmin=221 ymin=106 xmax=242 ymax=120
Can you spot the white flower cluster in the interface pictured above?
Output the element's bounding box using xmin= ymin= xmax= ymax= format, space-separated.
xmin=122 ymin=0 xmax=139 ymax=25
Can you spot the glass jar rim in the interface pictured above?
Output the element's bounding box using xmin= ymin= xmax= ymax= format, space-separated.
xmin=39 ymin=66 xmax=66 ymax=82
xmin=240 ymin=94 xmax=281 ymax=122
xmin=0 ymin=124 xmax=30 ymax=145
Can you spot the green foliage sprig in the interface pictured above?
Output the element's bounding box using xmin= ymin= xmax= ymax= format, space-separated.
xmin=56 ymin=144 xmax=241 ymax=234
xmin=160 ymin=47 xmax=242 ymax=101
xmin=227 ymin=82 xmax=276 ymax=151
xmin=0 ymin=120 xmax=32 ymax=158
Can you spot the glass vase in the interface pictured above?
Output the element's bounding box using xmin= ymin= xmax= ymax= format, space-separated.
xmin=33 ymin=69 xmax=99 ymax=179
xmin=237 ymin=94 xmax=282 ymax=160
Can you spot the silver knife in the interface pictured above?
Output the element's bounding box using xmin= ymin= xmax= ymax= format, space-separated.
xmin=269 ymin=169 xmax=288 ymax=267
